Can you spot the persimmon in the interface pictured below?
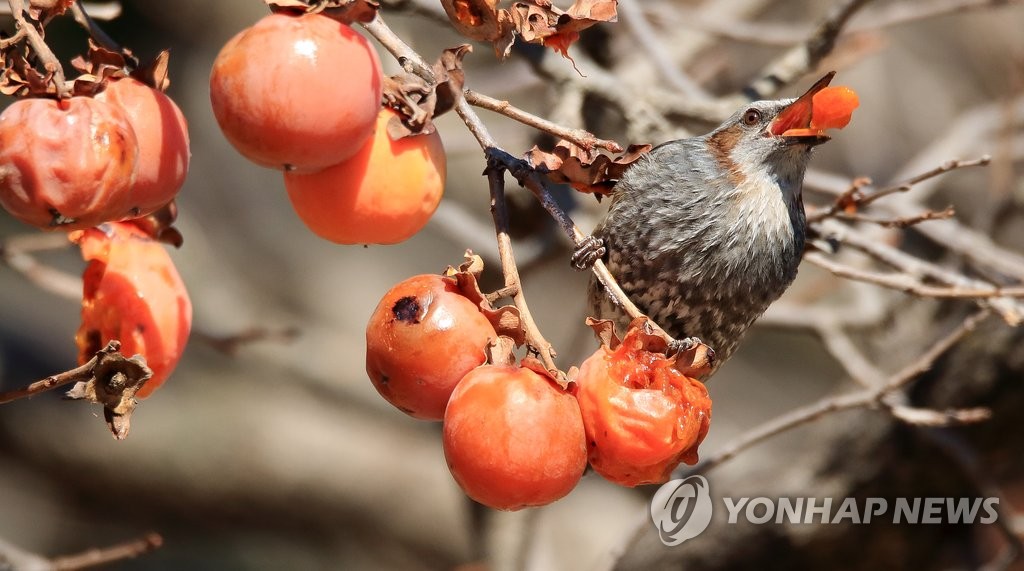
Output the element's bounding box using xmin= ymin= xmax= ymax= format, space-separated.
xmin=97 ymin=77 xmax=190 ymax=215
xmin=73 ymin=222 xmax=192 ymax=398
xmin=443 ymin=365 xmax=587 ymax=510
xmin=284 ymin=108 xmax=446 ymax=244
xmin=209 ymin=12 xmax=383 ymax=171
xmin=365 ymin=274 xmax=497 ymax=420
xmin=574 ymin=327 xmax=712 ymax=487
xmin=0 ymin=97 xmax=139 ymax=230
xmin=810 ymin=86 xmax=859 ymax=130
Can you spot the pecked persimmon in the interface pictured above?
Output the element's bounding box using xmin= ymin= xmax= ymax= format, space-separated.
xmin=365 ymin=274 xmax=496 ymax=420
xmin=209 ymin=12 xmax=383 ymax=172
xmin=0 ymin=97 xmax=139 ymax=230
xmin=97 ymin=77 xmax=190 ymax=216
xmin=574 ymin=327 xmax=712 ymax=487
xmin=73 ymin=222 xmax=192 ymax=398
xmin=443 ymin=365 xmax=587 ymax=510
xmin=810 ymin=86 xmax=859 ymax=130
xmin=284 ymin=108 xmax=446 ymax=244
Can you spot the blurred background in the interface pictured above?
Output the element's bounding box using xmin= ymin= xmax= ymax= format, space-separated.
xmin=1 ymin=0 xmax=1023 ymax=569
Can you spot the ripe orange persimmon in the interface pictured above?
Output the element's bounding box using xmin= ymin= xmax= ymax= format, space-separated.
xmin=284 ymin=108 xmax=446 ymax=244
xmin=97 ymin=77 xmax=190 ymax=215
xmin=73 ymin=222 xmax=192 ymax=398
xmin=365 ymin=274 xmax=497 ymax=420
xmin=0 ymin=97 xmax=138 ymax=230
xmin=443 ymin=365 xmax=587 ymax=510
xmin=810 ymin=86 xmax=860 ymax=130
xmin=574 ymin=328 xmax=712 ymax=487
xmin=209 ymin=12 xmax=382 ymax=171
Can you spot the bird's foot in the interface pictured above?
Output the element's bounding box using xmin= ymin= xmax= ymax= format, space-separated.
xmin=571 ymin=235 xmax=606 ymax=271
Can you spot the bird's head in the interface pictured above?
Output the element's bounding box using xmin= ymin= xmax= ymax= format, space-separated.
xmin=703 ymin=72 xmax=837 ymax=189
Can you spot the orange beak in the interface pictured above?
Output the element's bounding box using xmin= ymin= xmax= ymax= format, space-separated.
xmin=768 ymin=72 xmax=835 ymax=143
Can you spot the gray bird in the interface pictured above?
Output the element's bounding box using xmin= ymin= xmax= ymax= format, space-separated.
xmin=577 ymin=73 xmax=837 ymax=374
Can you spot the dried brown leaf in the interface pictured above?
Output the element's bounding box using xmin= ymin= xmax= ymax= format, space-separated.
xmin=526 ymin=140 xmax=651 ymax=197
xmin=383 ymin=44 xmax=472 ymax=138
xmin=131 ymin=50 xmax=171 ymax=91
xmin=266 ymin=0 xmax=380 ymax=23
xmin=444 ymin=252 xmax=527 ymax=345
xmin=64 ymin=341 xmax=153 ymax=440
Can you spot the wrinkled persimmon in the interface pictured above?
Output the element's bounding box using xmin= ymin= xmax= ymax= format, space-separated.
xmin=0 ymin=97 xmax=138 ymax=230
xmin=73 ymin=222 xmax=192 ymax=398
xmin=444 ymin=365 xmax=587 ymax=510
xmin=365 ymin=274 xmax=497 ymax=420
xmin=574 ymin=328 xmax=712 ymax=487
xmin=97 ymin=77 xmax=190 ymax=215
xmin=284 ymin=108 xmax=446 ymax=244
xmin=209 ymin=12 xmax=383 ymax=171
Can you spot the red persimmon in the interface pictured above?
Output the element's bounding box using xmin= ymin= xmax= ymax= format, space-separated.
xmin=0 ymin=97 xmax=138 ymax=230
xmin=574 ymin=329 xmax=712 ymax=487
xmin=209 ymin=12 xmax=383 ymax=172
xmin=443 ymin=365 xmax=587 ymax=510
xmin=73 ymin=222 xmax=192 ymax=398
xmin=365 ymin=274 xmax=496 ymax=420
xmin=97 ymin=77 xmax=190 ymax=215
xmin=284 ymin=108 xmax=446 ymax=245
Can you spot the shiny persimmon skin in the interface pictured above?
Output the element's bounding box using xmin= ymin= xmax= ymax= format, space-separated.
xmin=284 ymin=108 xmax=446 ymax=244
xmin=443 ymin=365 xmax=587 ymax=510
xmin=810 ymin=86 xmax=859 ymax=130
xmin=0 ymin=97 xmax=139 ymax=230
xmin=574 ymin=338 xmax=712 ymax=487
xmin=366 ymin=274 xmax=496 ymax=420
xmin=73 ymin=222 xmax=192 ymax=398
xmin=209 ymin=12 xmax=382 ymax=172
xmin=97 ymin=78 xmax=190 ymax=215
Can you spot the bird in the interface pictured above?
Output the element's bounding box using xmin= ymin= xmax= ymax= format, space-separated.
xmin=576 ymin=73 xmax=837 ymax=375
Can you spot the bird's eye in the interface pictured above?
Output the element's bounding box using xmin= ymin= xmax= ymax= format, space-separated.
xmin=742 ymin=108 xmax=762 ymax=126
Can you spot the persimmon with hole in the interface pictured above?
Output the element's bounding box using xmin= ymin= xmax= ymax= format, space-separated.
xmin=73 ymin=222 xmax=192 ymax=398
xmin=574 ymin=327 xmax=712 ymax=487
xmin=0 ymin=96 xmax=139 ymax=230
xmin=209 ymin=12 xmax=382 ymax=171
xmin=97 ymin=77 xmax=190 ymax=215
xmin=285 ymin=108 xmax=446 ymax=244
xmin=365 ymin=274 xmax=496 ymax=420
xmin=443 ymin=365 xmax=587 ymax=510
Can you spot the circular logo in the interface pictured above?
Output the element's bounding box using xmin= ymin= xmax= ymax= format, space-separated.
xmin=650 ymin=475 xmax=713 ymax=546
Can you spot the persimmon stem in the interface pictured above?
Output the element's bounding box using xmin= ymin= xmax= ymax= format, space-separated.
xmin=0 ymin=340 xmax=120 ymax=404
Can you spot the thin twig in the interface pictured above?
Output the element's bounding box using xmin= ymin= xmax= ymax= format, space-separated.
xmin=687 ymin=309 xmax=989 ymax=475
xmin=6 ymin=0 xmax=72 ymax=97
xmin=0 ymin=340 xmax=120 ymax=404
xmin=0 ymin=232 xmax=82 ymax=300
xmin=70 ymin=0 xmax=121 ymax=52
xmin=851 ymin=0 xmax=1024 ymax=32
xmin=484 ymin=161 xmax=559 ymax=378
xmin=617 ymin=0 xmax=709 ymax=101
xmin=361 ymin=15 xmax=435 ymax=83
xmin=805 ymin=251 xmax=1024 ymax=299
xmin=744 ymin=0 xmax=876 ymax=100
xmin=830 ymin=206 xmax=956 ymax=228
xmin=51 ymin=532 xmax=163 ymax=571
xmin=815 ymin=218 xmax=1024 ymax=325
xmin=464 ymin=89 xmax=623 ymax=152
xmin=808 ymin=156 xmax=990 ymax=223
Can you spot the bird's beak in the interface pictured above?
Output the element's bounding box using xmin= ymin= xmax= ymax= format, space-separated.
xmin=769 ymin=71 xmax=835 ymax=146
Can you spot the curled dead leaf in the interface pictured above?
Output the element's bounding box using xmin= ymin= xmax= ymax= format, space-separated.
xmin=443 ymin=251 xmax=527 ymax=346
xmin=63 ymin=340 xmax=153 ymax=440
xmin=265 ymin=0 xmax=380 ymax=23
xmin=440 ymin=0 xmax=617 ymax=61
xmin=526 ymin=140 xmax=651 ymax=198
xmin=383 ymin=45 xmax=472 ymax=139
